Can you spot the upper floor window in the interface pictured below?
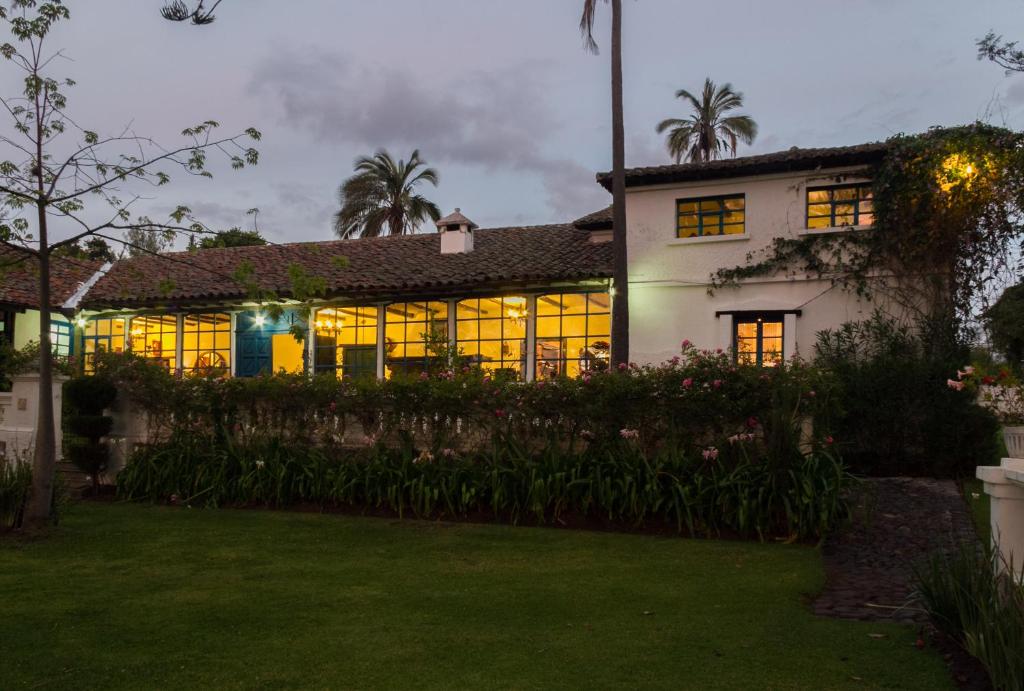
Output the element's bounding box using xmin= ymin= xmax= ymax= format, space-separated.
xmin=677 ymin=194 xmax=745 ymax=238
xmin=806 ymin=183 xmax=873 ymax=229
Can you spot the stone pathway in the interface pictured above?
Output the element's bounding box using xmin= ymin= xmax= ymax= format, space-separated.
xmin=813 ymin=478 xmax=990 ymax=690
xmin=813 ymin=477 xmax=977 ymax=623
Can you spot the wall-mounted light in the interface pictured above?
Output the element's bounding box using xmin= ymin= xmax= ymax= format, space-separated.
xmin=254 ymin=314 xmax=266 ymax=327
xmin=75 ymin=317 xmax=87 ymax=328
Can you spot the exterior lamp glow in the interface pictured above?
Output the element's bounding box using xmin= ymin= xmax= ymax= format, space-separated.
xmin=254 ymin=314 xmax=266 ymax=327
xmin=75 ymin=317 xmax=87 ymax=328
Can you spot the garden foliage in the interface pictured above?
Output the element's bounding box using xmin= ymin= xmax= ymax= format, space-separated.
xmin=63 ymin=376 xmax=117 ymax=493
xmin=914 ymin=543 xmax=1024 ymax=691
xmin=105 ymin=345 xmax=850 ymax=540
xmin=815 ymin=314 xmax=1000 ymax=477
xmin=0 ymin=455 xmax=31 ymax=529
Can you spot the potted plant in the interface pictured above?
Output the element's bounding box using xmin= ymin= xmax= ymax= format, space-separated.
xmin=950 ymin=366 xmax=1024 ymax=458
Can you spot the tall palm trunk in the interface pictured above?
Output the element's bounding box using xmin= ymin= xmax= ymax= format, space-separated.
xmin=609 ymin=0 xmax=629 ymax=367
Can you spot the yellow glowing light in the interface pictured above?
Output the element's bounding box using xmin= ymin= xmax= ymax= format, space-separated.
xmin=938 ymin=153 xmax=979 ymax=192
xmin=75 ymin=318 xmax=87 ymax=328
xmin=254 ymin=314 xmax=266 ymax=327
xmin=130 ymin=328 xmax=143 ymax=337
xmin=315 ymin=320 xmax=323 ymax=328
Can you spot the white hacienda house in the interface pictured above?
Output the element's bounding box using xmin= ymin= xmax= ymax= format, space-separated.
xmin=2 ymin=141 xmax=892 ymax=383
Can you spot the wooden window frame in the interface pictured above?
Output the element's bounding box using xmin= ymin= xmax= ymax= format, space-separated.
xmin=676 ymin=193 xmax=746 ymax=238
xmin=382 ymin=301 xmax=448 ymax=379
xmin=534 ymin=291 xmax=611 ymax=379
xmin=313 ymin=305 xmax=380 ymax=380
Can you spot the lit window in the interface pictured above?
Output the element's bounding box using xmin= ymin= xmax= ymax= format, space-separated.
xmin=677 ymin=194 xmax=745 ymax=238
xmin=535 ymin=292 xmax=610 ymax=379
xmin=806 ymin=184 xmax=873 ymax=229
xmin=314 ymin=306 xmax=378 ymax=380
xmin=129 ymin=314 xmax=178 ymax=370
xmin=182 ymin=313 xmax=231 ymax=375
xmin=735 ymin=315 xmax=783 ymax=367
xmin=384 ymin=301 xmax=447 ymax=379
xmin=83 ymin=317 xmax=126 ymax=373
xmin=456 ymin=296 xmax=527 ymax=379
xmin=50 ymin=320 xmax=72 ymax=357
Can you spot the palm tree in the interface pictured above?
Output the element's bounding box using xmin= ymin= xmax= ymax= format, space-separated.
xmin=581 ymin=0 xmax=629 ymax=368
xmin=656 ymin=78 xmax=758 ymax=163
xmin=333 ymin=150 xmax=441 ymax=239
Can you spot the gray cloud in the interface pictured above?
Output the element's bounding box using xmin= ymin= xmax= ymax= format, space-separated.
xmin=249 ymin=49 xmax=607 ymax=220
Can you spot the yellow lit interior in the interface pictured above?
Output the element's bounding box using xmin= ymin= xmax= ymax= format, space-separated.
xmin=736 ymin=318 xmax=783 ymax=367
xmin=181 ymin=313 xmax=231 ymax=375
xmin=314 ymin=306 xmax=378 ymax=379
xmin=535 ymin=292 xmax=610 ymax=379
xmin=456 ymin=296 xmax=527 ymax=378
xmin=272 ymin=333 xmax=306 ymax=374
xmin=384 ymin=301 xmax=447 ymax=379
xmin=128 ymin=314 xmax=177 ymax=370
xmin=83 ymin=317 xmax=126 ymax=373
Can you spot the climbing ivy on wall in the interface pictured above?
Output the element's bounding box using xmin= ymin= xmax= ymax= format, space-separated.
xmin=712 ymin=124 xmax=1024 ymax=335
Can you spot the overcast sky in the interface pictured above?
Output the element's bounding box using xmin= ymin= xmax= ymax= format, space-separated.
xmin=8 ymin=0 xmax=1024 ymax=246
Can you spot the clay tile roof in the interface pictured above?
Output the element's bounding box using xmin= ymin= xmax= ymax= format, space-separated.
xmin=436 ymin=208 xmax=478 ymax=230
xmin=0 ymin=244 xmax=104 ymax=310
xmin=597 ymin=141 xmax=890 ymax=190
xmin=572 ymin=205 xmax=613 ymax=231
xmin=82 ymin=224 xmax=614 ymax=310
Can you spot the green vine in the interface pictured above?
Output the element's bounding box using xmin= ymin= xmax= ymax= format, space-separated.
xmin=712 ymin=123 xmax=1024 ymax=330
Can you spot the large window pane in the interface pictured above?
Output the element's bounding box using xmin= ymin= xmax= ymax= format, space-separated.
xmin=383 ymin=301 xmax=447 ymax=379
xmin=129 ymin=315 xmax=177 ymax=370
xmin=83 ymin=317 xmax=126 ymax=373
xmin=314 ymin=306 xmax=379 ymax=380
xmin=534 ymin=291 xmax=611 ymax=379
xmin=456 ymin=296 xmax=527 ymax=379
xmin=181 ymin=313 xmax=231 ymax=375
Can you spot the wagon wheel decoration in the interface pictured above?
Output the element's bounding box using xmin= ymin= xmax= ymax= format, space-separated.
xmin=195 ymin=350 xmax=227 ymax=371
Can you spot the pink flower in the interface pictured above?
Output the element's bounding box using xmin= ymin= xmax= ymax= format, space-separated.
xmin=682 ymin=378 xmax=694 ymax=389
xmin=746 ymin=416 xmax=759 ymax=429
xmin=618 ymin=362 xmax=628 ymax=371
xmin=441 ymin=448 xmax=457 ymax=458
xmin=494 ymin=409 xmax=507 ymax=418
xmin=580 ymin=430 xmax=595 ymax=440
xmin=825 ymin=436 xmax=834 ymax=444
xmin=328 ymin=401 xmax=337 ymax=413
xmin=715 ymin=348 xmax=723 ymax=354
xmin=702 ymin=447 xmax=719 ymax=461
xmin=712 ymin=379 xmax=723 ymax=389
xmin=619 ymin=428 xmax=640 ymax=440
xmin=670 ymin=356 xmax=680 ymax=365
xmin=681 ymin=339 xmax=691 ymax=349
xmin=946 ymin=379 xmax=965 ymax=391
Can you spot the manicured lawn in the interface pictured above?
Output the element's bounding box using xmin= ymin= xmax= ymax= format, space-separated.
xmin=0 ymin=503 xmax=951 ymax=690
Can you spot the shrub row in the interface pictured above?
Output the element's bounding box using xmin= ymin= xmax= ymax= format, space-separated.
xmin=118 ymin=432 xmax=851 ymax=541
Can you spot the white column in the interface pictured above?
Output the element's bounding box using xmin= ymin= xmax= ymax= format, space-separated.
xmin=978 ymin=458 xmax=1024 ymax=579
xmin=783 ymin=313 xmax=798 ymax=361
xmin=229 ymin=311 xmax=237 ymax=377
xmin=524 ymin=295 xmax=537 ymax=382
xmin=716 ymin=314 xmax=733 ymax=354
xmin=376 ymin=303 xmax=387 ymax=380
xmin=308 ymin=307 xmax=318 ymax=377
xmin=174 ymin=314 xmax=184 ymax=377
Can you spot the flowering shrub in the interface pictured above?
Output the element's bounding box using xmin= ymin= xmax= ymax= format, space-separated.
xmin=93 ymin=343 xmax=838 ymax=460
xmin=949 ymin=364 xmax=1024 ymax=425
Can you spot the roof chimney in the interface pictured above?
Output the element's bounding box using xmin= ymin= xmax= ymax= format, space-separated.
xmin=437 ymin=208 xmax=477 ymax=254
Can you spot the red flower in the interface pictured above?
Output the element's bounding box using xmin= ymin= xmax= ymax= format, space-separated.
xmin=982 ymin=375 xmax=996 ymax=385
xmin=746 ymin=416 xmax=759 ymax=429
xmin=494 ymin=409 xmax=506 ymax=418
xmin=825 ymin=435 xmax=834 ymax=444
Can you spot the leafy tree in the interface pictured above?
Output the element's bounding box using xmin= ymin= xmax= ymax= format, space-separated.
xmin=977 ymin=31 xmax=1024 ymax=73
xmin=656 ymin=78 xmax=758 ymax=163
xmin=985 ymin=282 xmax=1024 ymax=368
xmin=333 ymin=149 xmax=440 ymax=239
xmin=0 ymin=0 xmax=261 ymax=526
xmin=160 ymin=0 xmax=222 ymax=25
xmin=580 ymin=0 xmax=629 ymax=367
xmin=123 ymin=226 xmax=175 ymax=257
xmin=198 ymin=227 xmax=266 ymax=249
xmin=53 ymin=236 xmax=116 ymax=263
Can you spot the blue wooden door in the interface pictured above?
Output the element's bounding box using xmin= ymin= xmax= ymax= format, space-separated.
xmin=235 ymin=310 xmax=307 ymax=377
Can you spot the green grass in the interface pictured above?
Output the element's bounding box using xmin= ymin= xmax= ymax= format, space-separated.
xmin=0 ymin=503 xmax=951 ymax=690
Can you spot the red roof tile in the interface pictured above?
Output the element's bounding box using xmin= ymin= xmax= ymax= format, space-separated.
xmin=0 ymin=244 xmax=104 ymax=310
xmin=83 ymin=224 xmax=613 ymax=309
xmin=597 ymin=142 xmax=889 ymax=190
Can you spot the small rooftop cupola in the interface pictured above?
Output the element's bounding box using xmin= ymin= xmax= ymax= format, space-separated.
xmin=437 ymin=208 xmax=478 ymax=254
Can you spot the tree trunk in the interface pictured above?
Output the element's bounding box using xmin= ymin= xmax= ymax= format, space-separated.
xmin=24 ymin=204 xmax=57 ymax=526
xmin=609 ymin=0 xmax=630 ymax=368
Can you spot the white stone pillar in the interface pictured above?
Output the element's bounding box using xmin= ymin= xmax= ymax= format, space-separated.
xmin=783 ymin=313 xmax=798 ymax=361
xmin=716 ymin=314 xmax=733 ymax=353
xmin=977 ymin=457 xmax=1024 ymax=579
xmin=2 ymin=372 xmax=68 ymax=461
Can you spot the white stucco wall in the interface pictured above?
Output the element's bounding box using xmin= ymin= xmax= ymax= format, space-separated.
xmin=623 ymin=167 xmax=886 ymax=365
xmin=12 ymin=310 xmax=72 ymax=351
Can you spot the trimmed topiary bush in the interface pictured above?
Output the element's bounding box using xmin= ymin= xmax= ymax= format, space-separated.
xmin=64 ymin=375 xmax=117 ymax=494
